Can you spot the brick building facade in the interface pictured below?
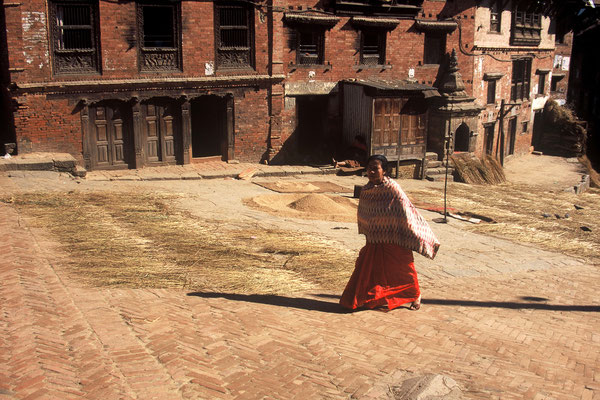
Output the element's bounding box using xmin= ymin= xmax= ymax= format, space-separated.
xmin=0 ymin=0 xmax=563 ymax=171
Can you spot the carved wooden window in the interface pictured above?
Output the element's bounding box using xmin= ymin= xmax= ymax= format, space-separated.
xmin=50 ymin=1 xmax=100 ymax=75
xmin=215 ymin=2 xmax=255 ymax=69
xmin=511 ymin=58 xmax=532 ymax=101
xmin=511 ymin=9 xmax=541 ymax=46
xmin=423 ymin=33 xmax=445 ymax=65
xmin=360 ymin=30 xmax=385 ymax=65
xmin=490 ymin=0 xmax=501 ymax=33
xmin=137 ymin=2 xmax=182 ymax=72
xmin=297 ymin=29 xmax=325 ymax=65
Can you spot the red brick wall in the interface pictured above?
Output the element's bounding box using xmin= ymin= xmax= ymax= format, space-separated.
xmin=6 ymin=0 xmax=272 ymax=163
xmin=473 ymin=51 xmax=554 ymax=158
xmin=13 ymin=95 xmax=83 ymax=161
xmin=234 ymin=90 xmax=270 ymax=161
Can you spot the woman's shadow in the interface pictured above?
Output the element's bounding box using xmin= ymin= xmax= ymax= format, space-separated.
xmin=186 ymin=292 xmax=352 ymax=314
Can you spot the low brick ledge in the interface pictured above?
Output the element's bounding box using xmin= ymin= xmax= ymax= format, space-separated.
xmin=0 ymin=153 xmax=85 ymax=177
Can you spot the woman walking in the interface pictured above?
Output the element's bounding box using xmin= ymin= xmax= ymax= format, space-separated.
xmin=340 ymin=155 xmax=440 ymax=311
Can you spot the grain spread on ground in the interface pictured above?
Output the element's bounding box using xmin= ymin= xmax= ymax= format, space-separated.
xmin=244 ymin=193 xmax=358 ymax=222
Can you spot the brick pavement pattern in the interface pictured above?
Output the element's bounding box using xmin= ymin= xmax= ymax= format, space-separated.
xmin=1 ymin=177 xmax=600 ymax=399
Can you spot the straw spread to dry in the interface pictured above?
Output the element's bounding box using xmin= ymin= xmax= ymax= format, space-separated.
xmin=2 ymin=191 xmax=355 ymax=294
xmin=2 ymin=180 xmax=599 ymax=294
xmin=409 ymin=184 xmax=600 ymax=264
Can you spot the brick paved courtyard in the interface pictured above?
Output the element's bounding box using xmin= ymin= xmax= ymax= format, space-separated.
xmin=1 ymin=166 xmax=599 ymax=400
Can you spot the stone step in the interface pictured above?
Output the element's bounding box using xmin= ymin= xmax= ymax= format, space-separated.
xmin=426 ymin=174 xmax=454 ymax=182
xmin=426 ymin=167 xmax=455 ymax=175
xmin=425 ymin=152 xmax=438 ymax=161
xmin=427 ymin=161 xmax=442 ymax=168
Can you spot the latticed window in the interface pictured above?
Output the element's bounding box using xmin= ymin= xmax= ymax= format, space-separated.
xmin=137 ymin=2 xmax=182 ymax=72
xmin=511 ymin=58 xmax=532 ymax=101
xmin=215 ymin=2 xmax=254 ymax=69
xmin=511 ymin=9 xmax=541 ymax=45
xmin=490 ymin=0 xmax=501 ymax=32
xmin=50 ymin=1 xmax=100 ymax=74
xmin=423 ymin=33 xmax=445 ymax=65
xmin=297 ymin=30 xmax=324 ymax=65
xmin=360 ymin=30 xmax=385 ymax=65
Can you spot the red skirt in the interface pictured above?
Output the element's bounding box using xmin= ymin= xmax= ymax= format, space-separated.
xmin=340 ymin=243 xmax=420 ymax=310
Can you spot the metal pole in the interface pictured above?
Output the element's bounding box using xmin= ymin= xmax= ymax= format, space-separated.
xmin=434 ymin=120 xmax=451 ymax=224
xmin=499 ymin=99 xmax=505 ymax=166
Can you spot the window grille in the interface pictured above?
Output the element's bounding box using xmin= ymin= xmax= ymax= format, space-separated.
xmin=511 ymin=9 xmax=541 ymax=45
xmin=297 ymin=30 xmax=324 ymax=65
xmin=490 ymin=0 xmax=501 ymax=32
xmin=215 ymin=2 xmax=254 ymax=69
xmin=50 ymin=1 xmax=100 ymax=74
xmin=137 ymin=2 xmax=181 ymax=72
xmin=511 ymin=58 xmax=532 ymax=101
xmin=423 ymin=33 xmax=445 ymax=65
xmin=360 ymin=30 xmax=385 ymax=65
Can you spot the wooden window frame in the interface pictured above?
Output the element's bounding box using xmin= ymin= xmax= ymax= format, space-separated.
xmin=511 ymin=8 xmax=541 ymax=46
xmin=137 ymin=1 xmax=182 ymax=73
xmin=537 ymin=72 xmax=547 ymax=95
xmin=490 ymin=0 xmax=501 ymax=33
xmin=296 ymin=28 xmax=325 ymax=66
xmin=511 ymin=58 xmax=532 ymax=101
xmin=423 ymin=32 xmax=446 ymax=65
xmin=360 ymin=29 xmax=386 ymax=66
xmin=215 ymin=1 xmax=255 ymax=70
xmin=49 ymin=0 xmax=101 ymax=75
xmin=487 ymin=79 xmax=497 ymax=105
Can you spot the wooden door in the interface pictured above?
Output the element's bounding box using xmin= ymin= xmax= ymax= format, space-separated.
xmin=398 ymin=98 xmax=427 ymax=160
xmin=90 ymin=104 xmax=132 ymax=169
xmin=142 ymin=101 xmax=179 ymax=164
xmin=372 ymin=98 xmax=401 ymax=157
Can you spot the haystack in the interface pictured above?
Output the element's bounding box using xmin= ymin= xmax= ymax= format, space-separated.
xmin=451 ymin=153 xmax=506 ymax=185
xmin=541 ymin=99 xmax=587 ymax=157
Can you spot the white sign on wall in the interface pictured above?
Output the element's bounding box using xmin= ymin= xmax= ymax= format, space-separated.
xmin=554 ymin=55 xmax=562 ymax=69
xmin=561 ymin=56 xmax=570 ymax=71
xmin=205 ymin=62 xmax=214 ymax=76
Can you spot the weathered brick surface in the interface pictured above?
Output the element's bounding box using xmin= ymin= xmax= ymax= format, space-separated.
xmin=1 ymin=170 xmax=599 ymax=399
xmin=5 ymin=0 xmax=563 ymax=164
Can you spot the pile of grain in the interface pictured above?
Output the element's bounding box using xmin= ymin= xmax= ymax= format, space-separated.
xmin=288 ymin=194 xmax=351 ymax=214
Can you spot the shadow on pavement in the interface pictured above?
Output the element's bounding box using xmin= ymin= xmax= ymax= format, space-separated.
xmin=187 ymin=292 xmax=351 ymax=314
xmin=424 ymin=298 xmax=600 ymax=312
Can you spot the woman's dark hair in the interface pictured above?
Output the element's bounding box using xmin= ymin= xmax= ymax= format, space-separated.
xmin=366 ymin=154 xmax=389 ymax=172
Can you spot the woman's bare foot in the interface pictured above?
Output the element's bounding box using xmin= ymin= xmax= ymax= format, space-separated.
xmin=409 ymin=295 xmax=421 ymax=311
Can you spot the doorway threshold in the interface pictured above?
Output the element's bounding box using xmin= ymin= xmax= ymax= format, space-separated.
xmin=191 ymin=156 xmax=223 ymax=164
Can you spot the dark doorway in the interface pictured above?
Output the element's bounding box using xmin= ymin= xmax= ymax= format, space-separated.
xmin=296 ymin=95 xmax=329 ymax=163
xmin=88 ymin=102 xmax=134 ymax=170
xmin=507 ymin=118 xmax=517 ymax=156
xmin=531 ymin=110 xmax=544 ymax=151
xmin=483 ymin=123 xmax=495 ymax=155
xmin=190 ymin=96 xmax=227 ymax=160
xmin=454 ymin=122 xmax=470 ymax=152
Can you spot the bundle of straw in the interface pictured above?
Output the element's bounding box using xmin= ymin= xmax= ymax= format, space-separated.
xmin=450 ymin=154 xmax=506 ymax=185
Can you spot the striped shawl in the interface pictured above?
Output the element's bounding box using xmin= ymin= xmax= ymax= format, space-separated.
xmin=357 ymin=176 xmax=440 ymax=259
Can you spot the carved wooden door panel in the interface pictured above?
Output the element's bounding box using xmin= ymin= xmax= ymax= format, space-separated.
xmin=372 ymin=98 xmax=401 ymax=158
xmin=90 ymin=104 xmax=132 ymax=169
xmin=142 ymin=102 xmax=179 ymax=164
xmin=398 ymin=98 xmax=427 ymax=160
